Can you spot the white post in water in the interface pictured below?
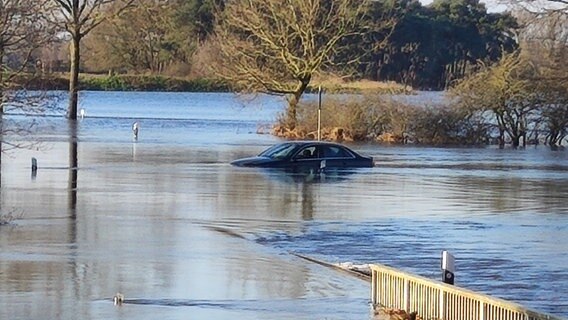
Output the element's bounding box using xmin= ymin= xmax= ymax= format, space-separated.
xmin=132 ymin=121 xmax=139 ymax=140
xmin=440 ymin=250 xmax=455 ymax=319
xmin=441 ymin=250 xmax=455 ymax=285
xmin=317 ymin=85 xmax=322 ymax=141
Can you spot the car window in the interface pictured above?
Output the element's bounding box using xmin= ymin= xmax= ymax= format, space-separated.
xmin=294 ymin=146 xmax=317 ymax=159
xmin=322 ymin=146 xmax=354 ymax=158
xmin=259 ymin=143 xmax=297 ymax=159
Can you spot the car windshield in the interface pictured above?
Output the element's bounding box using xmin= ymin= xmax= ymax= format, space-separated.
xmin=258 ymin=143 xmax=297 ymax=159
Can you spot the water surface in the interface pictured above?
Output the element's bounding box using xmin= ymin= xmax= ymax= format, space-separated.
xmin=1 ymin=91 xmax=567 ymax=319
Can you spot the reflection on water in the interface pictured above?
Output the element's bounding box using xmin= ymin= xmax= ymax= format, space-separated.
xmin=0 ymin=92 xmax=567 ymax=319
xmin=68 ymin=121 xmax=78 ymax=216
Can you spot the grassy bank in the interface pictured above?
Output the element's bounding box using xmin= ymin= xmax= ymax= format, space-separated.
xmin=308 ymin=78 xmax=412 ymax=95
xmin=20 ymin=73 xmax=230 ymax=92
xmin=79 ymin=74 xmax=230 ymax=92
xmin=20 ymin=73 xmax=410 ymax=94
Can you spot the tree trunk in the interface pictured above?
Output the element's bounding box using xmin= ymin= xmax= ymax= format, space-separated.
xmin=287 ymin=94 xmax=299 ymax=130
xmin=512 ymin=135 xmax=520 ymax=148
xmin=286 ymin=79 xmax=310 ymax=130
xmin=0 ymin=47 xmax=4 ymax=115
xmin=68 ymin=121 xmax=78 ymax=214
xmin=0 ymin=48 xmax=4 ymax=189
xmin=499 ymin=128 xmax=505 ymax=149
xmin=68 ymin=35 xmax=81 ymax=120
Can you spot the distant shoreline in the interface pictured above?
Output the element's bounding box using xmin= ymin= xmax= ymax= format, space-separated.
xmin=22 ymin=74 xmax=230 ymax=92
xmin=21 ymin=73 xmax=412 ymax=94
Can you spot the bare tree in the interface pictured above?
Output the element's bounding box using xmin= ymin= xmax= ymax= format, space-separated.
xmin=513 ymin=9 xmax=568 ymax=147
xmin=0 ymin=0 xmax=61 ymax=150
xmin=50 ymin=0 xmax=135 ymax=120
xmin=451 ymin=52 xmax=541 ymax=148
xmin=212 ymin=0 xmax=391 ymax=129
xmin=84 ymin=0 xmax=194 ymax=74
xmin=0 ymin=0 xmax=54 ymax=113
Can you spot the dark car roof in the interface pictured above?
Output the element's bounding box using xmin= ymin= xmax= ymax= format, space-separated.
xmin=283 ymin=141 xmax=349 ymax=147
xmin=276 ymin=141 xmax=364 ymax=155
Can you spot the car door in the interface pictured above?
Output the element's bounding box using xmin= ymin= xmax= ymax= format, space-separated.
xmin=318 ymin=145 xmax=355 ymax=169
xmin=291 ymin=145 xmax=320 ymax=171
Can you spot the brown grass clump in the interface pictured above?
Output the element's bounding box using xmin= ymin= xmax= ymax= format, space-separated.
xmin=310 ymin=73 xmax=412 ymax=94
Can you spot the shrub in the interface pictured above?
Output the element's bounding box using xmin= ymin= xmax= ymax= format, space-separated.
xmin=275 ymin=93 xmax=490 ymax=145
xmin=275 ymin=94 xmax=417 ymax=142
xmin=409 ymin=106 xmax=491 ymax=145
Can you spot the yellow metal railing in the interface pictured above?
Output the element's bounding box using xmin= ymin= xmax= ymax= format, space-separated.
xmin=370 ymin=264 xmax=564 ymax=320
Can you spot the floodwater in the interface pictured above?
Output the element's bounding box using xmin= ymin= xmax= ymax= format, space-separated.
xmin=0 ymin=91 xmax=567 ymax=320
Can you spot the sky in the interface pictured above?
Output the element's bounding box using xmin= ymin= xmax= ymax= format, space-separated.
xmin=420 ymin=0 xmax=508 ymax=12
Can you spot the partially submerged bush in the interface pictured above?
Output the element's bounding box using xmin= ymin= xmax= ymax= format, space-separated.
xmin=409 ymin=105 xmax=491 ymax=145
xmin=274 ymin=94 xmax=417 ymax=142
xmin=274 ymin=93 xmax=490 ymax=145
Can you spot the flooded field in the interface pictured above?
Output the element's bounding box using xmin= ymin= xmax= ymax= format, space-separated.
xmin=1 ymin=91 xmax=567 ymax=319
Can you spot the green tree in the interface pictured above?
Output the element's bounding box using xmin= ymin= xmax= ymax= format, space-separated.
xmin=372 ymin=0 xmax=517 ymax=89
xmin=175 ymin=0 xmax=223 ymax=42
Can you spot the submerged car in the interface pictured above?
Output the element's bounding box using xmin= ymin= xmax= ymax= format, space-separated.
xmin=230 ymin=141 xmax=374 ymax=169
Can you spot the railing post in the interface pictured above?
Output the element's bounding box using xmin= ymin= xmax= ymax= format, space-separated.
xmin=480 ymin=301 xmax=485 ymax=320
xmin=439 ymin=289 xmax=445 ymax=320
xmin=404 ymin=278 xmax=410 ymax=311
xmin=371 ymin=270 xmax=377 ymax=305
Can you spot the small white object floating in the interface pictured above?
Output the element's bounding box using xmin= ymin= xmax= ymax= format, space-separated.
xmin=113 ymin=292 xmax=124 ymax=306
xmin=80 ymin=108 xmax=86 ymax=119
xmin=132 ymin=122 xmax=139 ymax=139
xmin=335 ymin=262 xmax=371 ymax=276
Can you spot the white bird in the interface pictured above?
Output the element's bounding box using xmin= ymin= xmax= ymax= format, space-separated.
xmin=80 ymin=108 xmax=86 ymax=119
xmin=132 ymin=122 xmax=139 ymax=139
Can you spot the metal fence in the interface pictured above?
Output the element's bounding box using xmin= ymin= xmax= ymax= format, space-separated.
xmin=370 ymin=264 xmax=564 ymax=320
